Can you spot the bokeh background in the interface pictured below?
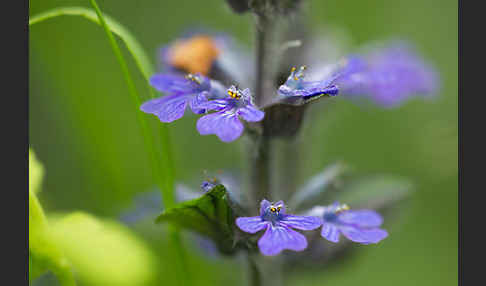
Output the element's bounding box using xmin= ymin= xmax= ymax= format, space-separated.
xmin=29 ymin=0 xmax=457 ymax=285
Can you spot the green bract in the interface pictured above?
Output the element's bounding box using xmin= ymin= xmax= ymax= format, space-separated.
xmin=156 ymin=184 xmax=238 ymax=254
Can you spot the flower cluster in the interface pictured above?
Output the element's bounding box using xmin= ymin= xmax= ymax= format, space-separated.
xmin=136 ymin=28 xmax=436 ymax=260
xmin=141 ymin=73 xmax=263 ymax=142
xmin=236 ymin=200 xmax=387 ymax=256
xmin=141 ymin=33 xmax=263 ymax=142
xmin=277 ymin=43 xmax=438 ymax=107
xmin=140 ymin=32 xmax=438 ymax=143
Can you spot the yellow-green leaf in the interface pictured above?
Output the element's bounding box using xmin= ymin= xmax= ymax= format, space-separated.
xmin=29 ymin=148 xmax=45 ymax=194
xmin=29 ymin=149 xmax=76 ymax=285
xmin=48 ymin=212 xmax=158 ymax=286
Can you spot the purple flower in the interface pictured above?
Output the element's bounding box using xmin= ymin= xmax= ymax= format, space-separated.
xmin=141 ymin=73 xmax=226 ymax=122
xmin=236 ymin=200 xmax=322 ymax=256
xmin=196 ymin=85 xmax=264 ymax=142
xmin=278 ymin=42 xmax=438 ymax=107
xmin=277 ymin=65 xmax=340 ymax=104
xmin=309 ymin=202 xmax=388 ymax=244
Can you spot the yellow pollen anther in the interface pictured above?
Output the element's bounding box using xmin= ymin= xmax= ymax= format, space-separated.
xmin=291 ymin=66 xmax=296 ymax=73
xmin=228 ymin=90 xmax=241 ymax=100
xmin=270 ymin=207 xmax=277 ymax=213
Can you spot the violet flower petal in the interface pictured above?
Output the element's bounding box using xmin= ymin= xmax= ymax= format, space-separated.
xmin=238 ymin=105 xmax=265 ymax=122
xmin=235 ymin=217 xmax=269 ymax=234
xmin=259 ymin=199 xmax=272 ymax=216
xmin=196 ymin=111 xmax=244 ymax=142
xmin=296 ymin=84 xmax=339 ymax=98
xmin=281 ymin=215 xmax=322 ymax=230
xmin=202 ymin=99 xmax=230 ymax=112
xmin=140 ymin=94 xmax=189 ymax=123
xmin=258 ymin=225 xmax=308 ymax=256
xmin=338 ymin=210 xmax=383 ymax=228
xmin=149 ymin=74 xmax=196 ymax=94
xmin=339 ymin=225 xmax=388 ymax=244
xmin=189 ymin=92 xmax=208 ymax=114
xmin=338 ymin=44 xmax=439 ymax=107
xmin=321 ymin=223 xmax=341 ymax=243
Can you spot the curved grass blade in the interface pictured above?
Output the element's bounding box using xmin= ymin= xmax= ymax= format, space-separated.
xmin=29 ymin=6 xmax=153 ymax=81
xmin=30 ymin=4 xmax=175 ymax=212
xmin=88 ymin=1 xmax=186 ymax=283
xmin=30 ymin=2 xmax=182 ymax=283
xmin=29 ymin=4 xmax=175 ymax=205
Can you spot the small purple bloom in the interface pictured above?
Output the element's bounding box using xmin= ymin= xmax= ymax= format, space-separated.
xmin=141 ymin=73 xmax=225 ymax=122
xmin=196 ymin=85 xmax=264 ymax=142
xmin=236 ymin=200 xmax=321 ymax=256
xmin=278 ymin=65 xmax=340 ymax=104
xmin=278 ymin=42 xmax=438 ymax=107
xmin=309 ymin=202 xmax=388 ymax=244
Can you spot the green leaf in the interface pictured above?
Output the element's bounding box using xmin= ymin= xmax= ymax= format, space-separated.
xmin=29 ymin=149 xmax=45 ymax=194
xmin=29 ymin=149 xmax=76 ymax=286
xmin=29 ymin=149 xmax=156 ymax=285
xmin=156 ymin=184 xmax=237 ymax=254
xmin=29 ymin=192 xmax=50 ymax=282
xmin=29 ymin=6 xmax=154 ymax=81
xmin=47 ymin=212 xmax=158 ymax=286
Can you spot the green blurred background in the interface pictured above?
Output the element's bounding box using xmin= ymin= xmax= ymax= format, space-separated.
xmin=29 ymin=0 xmax=457 ymax=285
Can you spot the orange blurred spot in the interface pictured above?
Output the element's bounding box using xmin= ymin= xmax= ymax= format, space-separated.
xmin=167 ymin=35 xmax=220 ymax=75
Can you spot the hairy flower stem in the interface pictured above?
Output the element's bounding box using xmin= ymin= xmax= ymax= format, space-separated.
xmin=254 ymin=15 xmax=269 ymax=107
xmin=273 ymin=138 xmax=300 ymax=201
xmin=248 ymin=11 xmax=285 ymax=286
xmin=254 ymin=15 xmax=280 ymax=107
xmin=249 ymin=136 xmax=272 ymax=203
xmin=251 ymin=14 xmax=281 ymax=203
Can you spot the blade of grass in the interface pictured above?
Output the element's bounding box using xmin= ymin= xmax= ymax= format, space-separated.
xmin=30 ymin=3 xmax=186 ymax=284
xmin=29 ymin=7 xmax=176 ymax=190
xmin=87 ymin=2 xmax=187 ymax=284
xmin=29 ymin=6 xmax=153 ymax=82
